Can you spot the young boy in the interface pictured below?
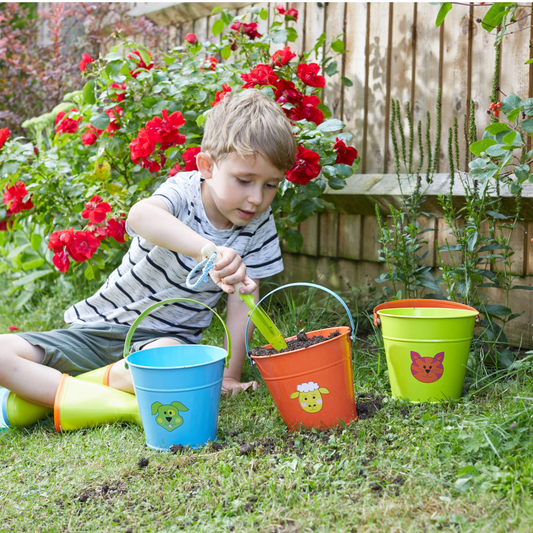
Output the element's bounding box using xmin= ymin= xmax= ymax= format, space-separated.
xmin=0 ymin=89 xmax=296 ymax=431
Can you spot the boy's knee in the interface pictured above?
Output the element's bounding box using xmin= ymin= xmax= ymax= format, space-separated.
xmin=0 ymin=334 xmax=45 ymax=365
xmin=141 ymin=338 xmax=181 ymax=351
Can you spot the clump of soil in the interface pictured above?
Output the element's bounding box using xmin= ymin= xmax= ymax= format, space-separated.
xmin=251 ymin=330 xmax=341 ymax=357
xmin=356 ymin=393 xmax=384 ymax=420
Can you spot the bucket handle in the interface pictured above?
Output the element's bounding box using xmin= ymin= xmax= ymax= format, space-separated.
xmin=244 ymin=282 xmax=355 ymax=359
xmin=122 ymin=298 xmax=231 ymax=369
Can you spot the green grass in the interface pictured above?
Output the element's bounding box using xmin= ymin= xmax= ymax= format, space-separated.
xmin=2 ymin=289 xmax=533 ymax=532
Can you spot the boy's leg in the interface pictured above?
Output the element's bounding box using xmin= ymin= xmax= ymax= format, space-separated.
xmin=108 ymin=337 xmax=181 ymax=393
xmin=0 ymin=334 xmax=62 ymax=408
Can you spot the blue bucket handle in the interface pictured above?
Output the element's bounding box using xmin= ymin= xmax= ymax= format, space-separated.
xmin=123 ymin=298 xmax=231 ymax=369
xmin=245 ymin=282 xmax=355 ymax=359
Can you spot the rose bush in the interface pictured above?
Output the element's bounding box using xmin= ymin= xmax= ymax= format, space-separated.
xmin=0 ymin=4 xmax=359 ymax=306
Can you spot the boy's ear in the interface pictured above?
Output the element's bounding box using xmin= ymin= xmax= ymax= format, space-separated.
xmin=196 ymin=151 xmax=214 ymax=180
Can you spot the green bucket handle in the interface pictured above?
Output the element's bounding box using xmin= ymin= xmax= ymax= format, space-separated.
xmin=122 ymin=298 xmax=231 ymax=369
xmin=244 ymin=282 xmax=356 ymax=359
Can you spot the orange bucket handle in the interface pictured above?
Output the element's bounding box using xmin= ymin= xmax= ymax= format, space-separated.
xmin=245 ymin=282 xmax=355 ymax=358
xmin=373 ymin=299 xmax=480 ymax=327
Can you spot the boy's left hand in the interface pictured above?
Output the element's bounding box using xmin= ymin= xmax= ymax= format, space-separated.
xmin=221 ymin=377 xmax=260 ymax=395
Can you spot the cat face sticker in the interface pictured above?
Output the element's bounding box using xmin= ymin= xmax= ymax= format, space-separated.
xmin=411 ymin=351 xmax=444 ymax=383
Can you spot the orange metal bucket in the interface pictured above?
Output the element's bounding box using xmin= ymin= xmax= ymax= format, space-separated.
xmin=247 ymin=283 xmax=358 ymax=431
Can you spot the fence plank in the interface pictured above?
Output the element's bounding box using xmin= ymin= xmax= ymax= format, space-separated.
xmin=289 ymin=2 xmax=306 ymax=54
xmin=412 ymin=3 xmax=442 ymax=177
xmin=299 ymin=215 xmax=319 ymax=256
xmin=323 ymin=2 xmax=345 ymax=121
xmin=338 ymin=214 xmax=362 ymax=260
xmin=304 ymin=2 xmax=325 ymax=59
xmin=365 ymin=2 xmax=391 ymax=174
xmin=387 ymin=3 xmax=415 ymax=173
xmin=194 ymin=15 xmax=209 ymax=43
xmin=471 ymin=7 xmax=496 ymax=142
xmin=361 ymin=215 xmax=382 ymax=262
xmin=319 ymin=213 xmax=339 ymax=257
xmin=343 ymin=2 xmax=367 ymax=174
xmin=440 ymin=5 xmax=471 ymax=174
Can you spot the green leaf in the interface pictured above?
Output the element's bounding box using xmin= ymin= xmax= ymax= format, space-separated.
xmin=82 ymin=80 xmax=96 ymax=105
xmin=420 ymin=279 xmax=441 ymax=293
xmin=331 ymin=39 xmax=345 ymax=53
xmin=7 ymin=243 xmax=31 ymax=261
xmin=316 ymin=103 xmax=332 ymax=119
xmin=30 ymin=233 xmax=42 ymax=252
xmin=486 ymin=144 xmax=509 ymax=157
xmin=521 ymin=118 xmax=533 ymax=133
xmin=486 ymin=210 xmax=509 ymax=219
xmin=325 ymin=60 xmax=338 ymax=76
xmin=284 ymin=229 xmax=303 ymax=252
xmin=507 ymin=108 xmax=522 ymax=123
xmin=317 ymin=118 xmax=344 ymax=132
xmin=509 ymin=181 xmax=522 ymax=194
xmin=500 ymin=94 xmax=523 ymax=116
xmin=84 ymin=263 xmax=94 ymax=281
xmin=511 ymin=285 xmax=533 ymax=291
xmin=12 ymin=269 xmax=52 ymax=287
xmin=221 ymin=45 xmax=232 ymax=60
xmin=436 ymin=2 xmax=453 ymax=27
xmin=467 ymin=232 xmax=478 ymax=252
xmin=260 ymin=8 xmax=268 ymax=20
xmin=2 ymin=161 xmax=19 ymax=176
xmin=328 ymin=176 xmax=345 ymax=190
xmin=525 ymin=58 xmax=533 ymax=65
xmin=484 ymin=304 xmax=512 ymax=316
xmin=334 ymin=164 xmax=354 ymax=178
xmin=272 ymin=29 xmax=288 ymax=44
xmin=13 ymin=290 xmax=34 ymax=311
xmin=105 ymin=52 xmax=123 ymax=62
xmin=90 ymin=113 xmax=110 ymax=130
xmin=502 ymin=130 xmax=517 ymax=145
xmin=21 ymin=258 xmax=45 ymax=270
xmin=515 ymin=163 xmax=530 ymax=181
xmin=469 ymin=138 xmax=496 ymax=156
xmin=286 ymin=27 xmax=298 ymax=42
xmin=212 ymin=18 xmax=225 ymax=36
xmin=341 ymin=76 xmax=353 ymax=87
xmin=481 ymin=2 xmax=513 ymax=33
xmin=523 ymin=98 xmax=533 ymax=116
xmin=138 ymin=49 xmax=152 ymax=68
xmin=485 ymin=123 xmax=511 ymax=135
xmin=105 ymin=60 xmax=123 ymax=78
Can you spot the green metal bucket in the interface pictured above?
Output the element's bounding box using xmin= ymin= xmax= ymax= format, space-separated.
xmin=374 ymin=299 xmax=479 ymax=402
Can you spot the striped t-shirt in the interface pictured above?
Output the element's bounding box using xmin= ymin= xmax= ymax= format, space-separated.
xmin=64 ymin=171 xmax=284 ymax=343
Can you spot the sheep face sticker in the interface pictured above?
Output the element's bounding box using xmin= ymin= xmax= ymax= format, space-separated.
xmin=290 ymin=382 xmax=330 ymax=413
xmin=411 ymin=351 xmax=445 ymax=383
xmin=151 ymin=401 xmax=189 ymax=432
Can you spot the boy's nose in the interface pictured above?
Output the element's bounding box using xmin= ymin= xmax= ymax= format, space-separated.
xmin=247 ymin=188 xmax=263 ymax=206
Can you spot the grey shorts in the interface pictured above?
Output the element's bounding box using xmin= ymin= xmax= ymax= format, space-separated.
xmin=16 ymin=323 xmax=181 ymax=375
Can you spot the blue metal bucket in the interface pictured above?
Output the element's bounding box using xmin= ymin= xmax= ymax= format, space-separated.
xmin=124 ymin=298 xmax=230 ymax=451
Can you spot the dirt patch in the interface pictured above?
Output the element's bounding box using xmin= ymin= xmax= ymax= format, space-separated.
xmin=356 ymin=394 xmax=384 ymax=420
xmin=251 ymin=330 xmax=340 ymax=357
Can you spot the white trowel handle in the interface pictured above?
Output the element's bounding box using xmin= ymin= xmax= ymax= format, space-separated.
xmin=200 ymin=242 xmax=245 ymax=293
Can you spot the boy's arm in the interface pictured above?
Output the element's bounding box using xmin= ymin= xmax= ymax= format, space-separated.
xmin=127 ymin=198 xmax=255 ymax=294
xmin=222 ymin=279 xmax=261 ymax=394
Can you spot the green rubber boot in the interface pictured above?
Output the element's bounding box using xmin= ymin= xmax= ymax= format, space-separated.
xmin=54 ymin=374 xmax=141 ymax=432
xmin=76 ymin=363 xmax=115 ymax=386
xmin=0 ymin=387 xmax=52 ymax=428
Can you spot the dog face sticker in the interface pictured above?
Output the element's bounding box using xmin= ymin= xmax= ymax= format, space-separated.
xmin=151 ymin=401 xmax=189 ymax=432
xmin=411 ymin=351 xmax=445 ymax=383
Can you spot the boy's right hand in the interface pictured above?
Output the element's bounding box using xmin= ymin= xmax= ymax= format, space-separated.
xmin=208 ymin=246 xmax=257 ymax=295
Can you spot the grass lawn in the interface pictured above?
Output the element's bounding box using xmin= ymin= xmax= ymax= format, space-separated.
xmin=1 ymin=289 xmax=533 ymax=532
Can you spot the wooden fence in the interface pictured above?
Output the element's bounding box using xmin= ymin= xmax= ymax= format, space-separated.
xmin=138 ymin=2 xmax=533 ymax=347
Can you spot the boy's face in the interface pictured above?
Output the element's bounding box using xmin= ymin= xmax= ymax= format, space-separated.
xmin=198 ymin=152 xmax=285 ymax=229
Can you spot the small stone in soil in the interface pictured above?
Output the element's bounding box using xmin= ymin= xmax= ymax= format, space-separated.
xmin=138 ymin=457 xmax=149 ymax=468
xmin=239 ymin=443 xmax=253 ymax=455
xmin=369 ymin=482 xmax=383 ymax=491
xmin=211 ymin=442 xmax=224 ymax=451
xmin=170 ymin=444 xmax=184 ymax=454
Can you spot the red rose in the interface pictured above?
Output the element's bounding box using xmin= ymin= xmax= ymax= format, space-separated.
xmin=105 ymin=106 xmax=122 ymax=134
xmin=297 ymin=63 xmax=326 ymax=88
xmin=130 ymin=128 xmax=157 ymax=163
xmin=48 ymin=228 xmax=75 ymax=254
xmin=55 ymin=110 xmax=81 ymax=134
xmin=105 ymin=217 xmax=126 ymax=243
xmin=271 ymin=46 xmax=296 ymax=67
xmin=81 ymin=125 xmax=103 ymax=146
xmin=334 ymin=138 xmax=358 ymax=166
xmin=0 ymin=208 xmax=14 ymax=231
xmin=33 ymin=146 xmax=39 ymax=155
xmin=241 ymin=64 xmax=279 ymax=89
xmin=286 ymin=145 xmax=321 ymax=185
xmin=81 ymin=195 xmax=112 ymax=224
xmin=128 ymin=50 xmax=154 ymax=78
xmin=231 ymin=21 xmax=261 ymax=40
xmin=185 ymin=33 xmax=198 ymax=44
xmin=7 ymin=325 xmax=18 ymax=332
xmin=52 ymin=250 xmax=70 ymax=273
xmin=169 ymin=163 xmax=184 ymax=177
xmin=274 ymin=79 xmax=302 ymax=107
xmin=213 ymin=84 xmax=232 ymax=107
xmin=67 ymin=230 xmax=101 ymax=262
xmin=79 ymin=53 xmax=95 ymax=72
xmin=183 ymin=146 xmax=201 ymax=172
xmin=146 ymin=109 xmax=186 ymax=148
xmin=0 ymin=128 xmax=10 ymax=149
xmin=3 ymin=181 xmax=33 ymax=214
xmin=110 ymin=82 xmax=126 ymax=102
xmin=276 ymin=4 xmax=298 ymax=21
xmin=292 ymin=95 xmax=324 ymax=125
xmin=207 ymin=56 xmax=218 ymax=70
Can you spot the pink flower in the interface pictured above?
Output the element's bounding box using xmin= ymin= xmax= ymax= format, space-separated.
xmin=185 ymin=33 xmax=198 ymax=44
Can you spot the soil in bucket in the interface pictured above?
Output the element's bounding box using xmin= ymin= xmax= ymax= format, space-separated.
xmin=250 ymin=327 xmax=357 ymax=431
xmin=251 ymin=330 xmax=340 ymax=356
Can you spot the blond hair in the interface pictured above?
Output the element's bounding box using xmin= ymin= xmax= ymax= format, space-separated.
xmin=202 ymin=89 xmax=296 ymax=171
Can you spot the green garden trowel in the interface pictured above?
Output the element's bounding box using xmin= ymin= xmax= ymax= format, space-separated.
xmin=201 ymin=244 xmax=287 ymax=351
